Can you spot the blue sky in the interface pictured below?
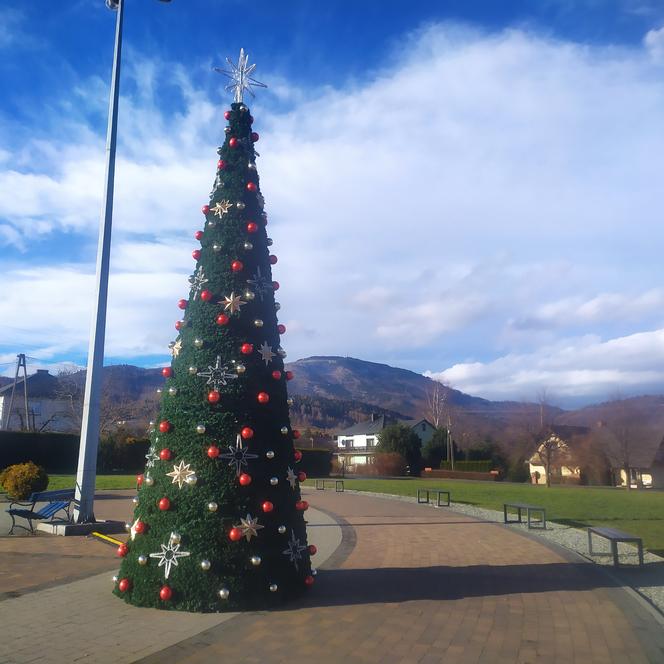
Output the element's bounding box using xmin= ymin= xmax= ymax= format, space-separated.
xmin=1 ymin=0 xmax=664 ymax=407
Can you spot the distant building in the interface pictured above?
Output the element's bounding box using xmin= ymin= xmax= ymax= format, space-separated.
xmin=528 ymin=425 xmax=591 ymax=485
xmin=612 ymin=437 xmax=664 ymax=489
xmin=0 ymin=370 xmax=76 ymax=432
xmin=334 ymin=414 xmax=435 ymax=469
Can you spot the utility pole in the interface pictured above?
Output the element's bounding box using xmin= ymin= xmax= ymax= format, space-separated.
xmin=447 ymin=414 xmax=454 ymax=470
xmin=3 ymin=354 xmax=30 ymax=431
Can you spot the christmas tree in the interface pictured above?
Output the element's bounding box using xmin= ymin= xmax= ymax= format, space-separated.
xmin=113 ymin=50 xmax=315 ymax=612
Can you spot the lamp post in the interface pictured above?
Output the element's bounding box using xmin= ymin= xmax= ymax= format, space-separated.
xmin=74 ymin=0 xmax=171 ymax=523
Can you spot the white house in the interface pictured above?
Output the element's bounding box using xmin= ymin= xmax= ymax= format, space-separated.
xmin=528 ymin=425 xmax=590 ymax=485
xmin=334 ymin=414 xmax=436 ymax=469
xmin=0 ymin=370 xmax=76 ymax=432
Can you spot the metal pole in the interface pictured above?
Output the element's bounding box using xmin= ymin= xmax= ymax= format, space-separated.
xmin=21 ymin=355 xmax=30 ymax=432
xmin=74 ymin=0 xmax=124 ymax=523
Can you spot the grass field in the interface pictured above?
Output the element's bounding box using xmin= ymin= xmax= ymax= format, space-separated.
xmin=305 ymin=477 xmax=664 ymax=556
xmin=47 ymin=474 xmax=137 ymax=491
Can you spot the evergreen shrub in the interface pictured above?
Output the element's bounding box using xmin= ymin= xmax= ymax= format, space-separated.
xmin=0 ymin=461 xmax=49 ymax=499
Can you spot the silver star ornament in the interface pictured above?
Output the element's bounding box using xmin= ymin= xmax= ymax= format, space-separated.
xmin=215 ymin=48 xmax=267 ymax=103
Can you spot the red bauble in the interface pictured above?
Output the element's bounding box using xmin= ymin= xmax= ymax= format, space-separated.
xmin=207 ymin=445 xmax=220 ymax=459
xmin=231 ymin=260 xmax=243 ymax=272
xmin=200 ymin=289 xmax=213 ymax=302
xmin=262 ymin=501 xmax=274 ymax=513
xmin=216 ymin=313 xmax=230 ymax=326
xmin=159 ymin=421 xmax=171 ymax=433
xmin=251 ymin=132 xmax=259 ymax=142
xmin=269 ymin=255 xmax=278 ymax=265
xmin=304 ymin=575 xmax=315 ymax=587
xmin=308 ymin=544 xmax=317 ymax=555
xmin=194 ymin=230 xmax=203 ymax=241
xmin=136 ymin=474 xmax=144 ymax=486
xmin=118 ymin=578 xmax=131 ymax=593
xmin=298 ymin=471 xmax=307 ymax=482
xmin=240 ymin=343 xmax=253 ymax=355
xmin=218 ymin=159 xmax=227 ymax=170
xmin=201 ymin=204 xmax=210 ymax=215
xmin=159 ymin=448 xmax=172 ymax=461
xmin=271 ymin=370 xmax=282 ymax=380
xmin=239 ymin=473 xmax=252 ymax=486
xmin=224 ymin=110 xmax=231 ymax=120
xmin=241 ymin=426 xmax=254 ymax=439
xmin=175 ymin=320 xmax=184 ymax=331
xmin=229 ymin=527 xmax=242 ymax=542
xmin=178 ymin=299 xmax=188 ymax=310
xmin=117 ymin=543 xmax=128 ymax=557
xmin=208 ymin=390 xmax=221 ymax=404
xmin=257 ymin=392 xmax=270 ymax=404
xmin=294 ymin=450 xmax=303 ymax=462
xmin=295 ymin=500 xmax=304 ymax=511
xmin=246 ymin=222 xmax=258 ymax=233
xmin=229 ymin=137 xmax=238 ymax=148
xmin=246 ymin=182 xmax=257 ymax=192
xmin=162 ymin=367 xmax=172 ymax=378
xmin=192 ymin=249 xmax=201 ymax=261
xmin=293 ymin=429 xmax=301 ymax=439
xmin=159 ymin=585 xmax=173 ymax=601
xmin=285 ymin=371 xmax=294 ymax=381
xmin=277 ymin=324 xmax=286 ymax=334
xmin=272 ymin=281 xmax=280 ymax=291
xmin=158 ymin=497 xmax=171 ymax=511
xmin=134 ymin=520 xmax=146 ymax=534
xmin=301 ymin=500 xmax=309 ymax=510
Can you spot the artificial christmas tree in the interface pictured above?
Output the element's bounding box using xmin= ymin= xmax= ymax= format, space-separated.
xmin=113 ymin=50 xmax=314 ymax=612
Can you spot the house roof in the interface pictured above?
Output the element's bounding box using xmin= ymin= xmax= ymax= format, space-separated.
xmin=0 ymin=370 xmax=60 ymax=399
xmin=541 ymin=425 xmax=592 ymax=440
xmin=334 ymin=415 xmax=433 ymax=437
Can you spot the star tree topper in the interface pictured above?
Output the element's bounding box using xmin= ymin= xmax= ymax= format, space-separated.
xmin=215 ymin=48 xmax=267 ymax=104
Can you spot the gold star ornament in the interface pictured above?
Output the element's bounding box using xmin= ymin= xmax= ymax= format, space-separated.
xmin=221 ymin=292 xmax=246 ymax=314
xmin=169 ymin=339 xmax=182 ymax=358
xmin=166 ymin=460 xmax=196 ymax=489
xmin=211 ymin=200 xmax=232 ymax=218
xmin=235 ymin=513 xmax=264 ymax=542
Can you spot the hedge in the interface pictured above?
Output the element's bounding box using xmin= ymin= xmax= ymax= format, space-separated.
xmin=0 ymin=431 xmax=150 ymax=474
xmin=295 ymin=448 xmax=332 ymax=477
xmin=440 ymin=460 xmax=493 ymax=473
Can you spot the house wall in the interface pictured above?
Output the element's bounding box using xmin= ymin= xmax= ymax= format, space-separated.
xmin=650 ymin=464 xmax=664 ymax=489
xmin=336 ymin=434 xmax=379 ymax=450
xmin=529 ymin=462 xmax=581 ymax=485
xmin=412 ymin=421 xmax=435 ymax=445
xmin=617 ymin=468 xmax=653 ymax=489
xmin=0 ymin=396 xmax=75 ymax=432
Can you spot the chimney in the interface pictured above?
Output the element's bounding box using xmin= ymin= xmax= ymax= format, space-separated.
xmin=371 ymin=413 xmax=376 ymax=422
xmin=36 ymin=370 xmax=50 ymax=375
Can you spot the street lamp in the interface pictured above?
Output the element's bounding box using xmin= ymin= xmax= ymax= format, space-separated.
xmin=73 ymin=0 xmax=172 ymax=524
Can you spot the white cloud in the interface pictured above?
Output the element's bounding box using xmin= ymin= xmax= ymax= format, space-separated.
xmin=644 ymin=25 xmax=664 ymax=62
xmin=1 ymin=24 xmax=664 ymax=404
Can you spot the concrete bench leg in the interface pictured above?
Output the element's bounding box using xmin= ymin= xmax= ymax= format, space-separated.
xmin=612 ymin=541 xmax=619 ymax=567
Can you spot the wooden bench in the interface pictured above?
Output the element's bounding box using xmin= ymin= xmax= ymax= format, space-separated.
xmin=503 ymin=502 xmax=546 ymax=529
xmin=6 ymin=489 xmax=75 ymax=534
xmin=417 ymin=488 xmax=451 ymax=507
xmin=315 ymin=479 xmax=344 ymax=492
xmin=587 ymin=526 xmax=644 ymax=567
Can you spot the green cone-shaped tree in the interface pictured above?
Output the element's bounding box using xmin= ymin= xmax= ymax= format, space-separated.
xmin=113 ymin=54 xmax=314 ymax=612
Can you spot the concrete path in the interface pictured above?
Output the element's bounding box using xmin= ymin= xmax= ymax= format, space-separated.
xmin=1 ymin=489 xmax=664 ymax=664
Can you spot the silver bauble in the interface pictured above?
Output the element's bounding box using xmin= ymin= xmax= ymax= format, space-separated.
xmin=196 ymin=424 xmax=206 ymax=434
xmin=208 ymin=501 xmax=218 ymax=512
xmin=200 ymin=559 xmax=211 ymax=571
xmin=144 ymin=476 xmax=154 ymax=487
xmin=239 ymin=104 xmax=248 ymax=112
xmin=193 ymin=338 xmax=204 ymax=349
xmin=156 ymin=388 xmax=162 ymax=394
xmin=244 ymin=290 xmax=255 ymax=301
xmin=274 ymin=302 xmax=281 ymax=311
xmin=149 ymin=420 xmax=155 ymax=427
xmin=254 ymin=319 xmax=263 ymax=328
xmin=280 ymin=426 xmax=289 ymax=435
xmin=248 ymin=162 xmax=256 ymax=170
xmin=132 ymin=497 xmax=139 ymax=505
xmin=287 ymin=398 xmax=294 ymax=407
xmin=278 ymin=525 xmax=286 ymax=534
xmin=235 ymin=364 xmax=246 ymax=374
xmin=266 ymin=450 xmax=275 ymax=459
xmin=206 ymin=220 xmax=216 ymax=229
xmin=224 ymin=126 xmax=231 ymax=133
xmin=189 ymin=365 xmax=198 ymax=375
xmin=243 ymin=241 xmax=253 ymax=251
xmin=270 ymin=477 xmax=278 ymax=486
xmin=185 ymin=473 xmax=198 ymax=486
xmin=278 ymin=347 xmax=287 ymax=357
xmin=170 ymin=532 xmax=181 ymax=545
xmin=112 ymin=575 xmax=119 ymax=583
xmin=124 ymin=522 xmax=131 ymax=532
xmin=219 ymin=587 xmax=230 ymax=600
xmin=236 ymin=202 xmax=246 ymax=210
xmin=269 ymin=583 xmax=278 ymax=593
xmin=138 ymin=555 xmax=148 ymax=566
xmin=250 ymin=555 xmax=262 ymax=566
xmin=168 ymin=386 xmax=178 ymax=396
xmin=311 ymin=568 xmax=317 ymax=576
xmin=266 ymin=238 xmax=273 ymax=246
xmin=213 ymin=243 xmax=222 ymax=252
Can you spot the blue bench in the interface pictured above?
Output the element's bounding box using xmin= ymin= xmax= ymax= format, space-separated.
xmin=6 ymin=489 xmax=75 ymax=534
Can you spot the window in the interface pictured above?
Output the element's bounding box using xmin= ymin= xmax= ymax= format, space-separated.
xmin=421 ymin=423 xmax=426 ymax=432
xmin=366 ymin=437 xmax=375 ymax=447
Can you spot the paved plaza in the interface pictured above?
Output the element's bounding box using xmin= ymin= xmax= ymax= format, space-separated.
xmin=1 ymin=488 xmax=664 ymax=663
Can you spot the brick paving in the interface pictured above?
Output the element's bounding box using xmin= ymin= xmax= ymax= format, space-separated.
xmin=1 ymin=488 xmax=664 ymax=663
xmin=138 ymin=490 xmax=664 ymax=664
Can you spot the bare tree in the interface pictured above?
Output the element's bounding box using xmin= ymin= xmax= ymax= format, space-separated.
xmin=425 ymin=380 xmax=448 ymax=429
xmin=536 ymin=387 xmax=553 ymax=430
xmin=533 ymin=433 xmax=570 ymax=488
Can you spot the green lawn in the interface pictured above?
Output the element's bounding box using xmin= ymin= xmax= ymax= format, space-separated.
xmin=47 ymin=474 xmax=137 ymax=491
xmin=305 ymin=477 xmax=664 ymax=556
